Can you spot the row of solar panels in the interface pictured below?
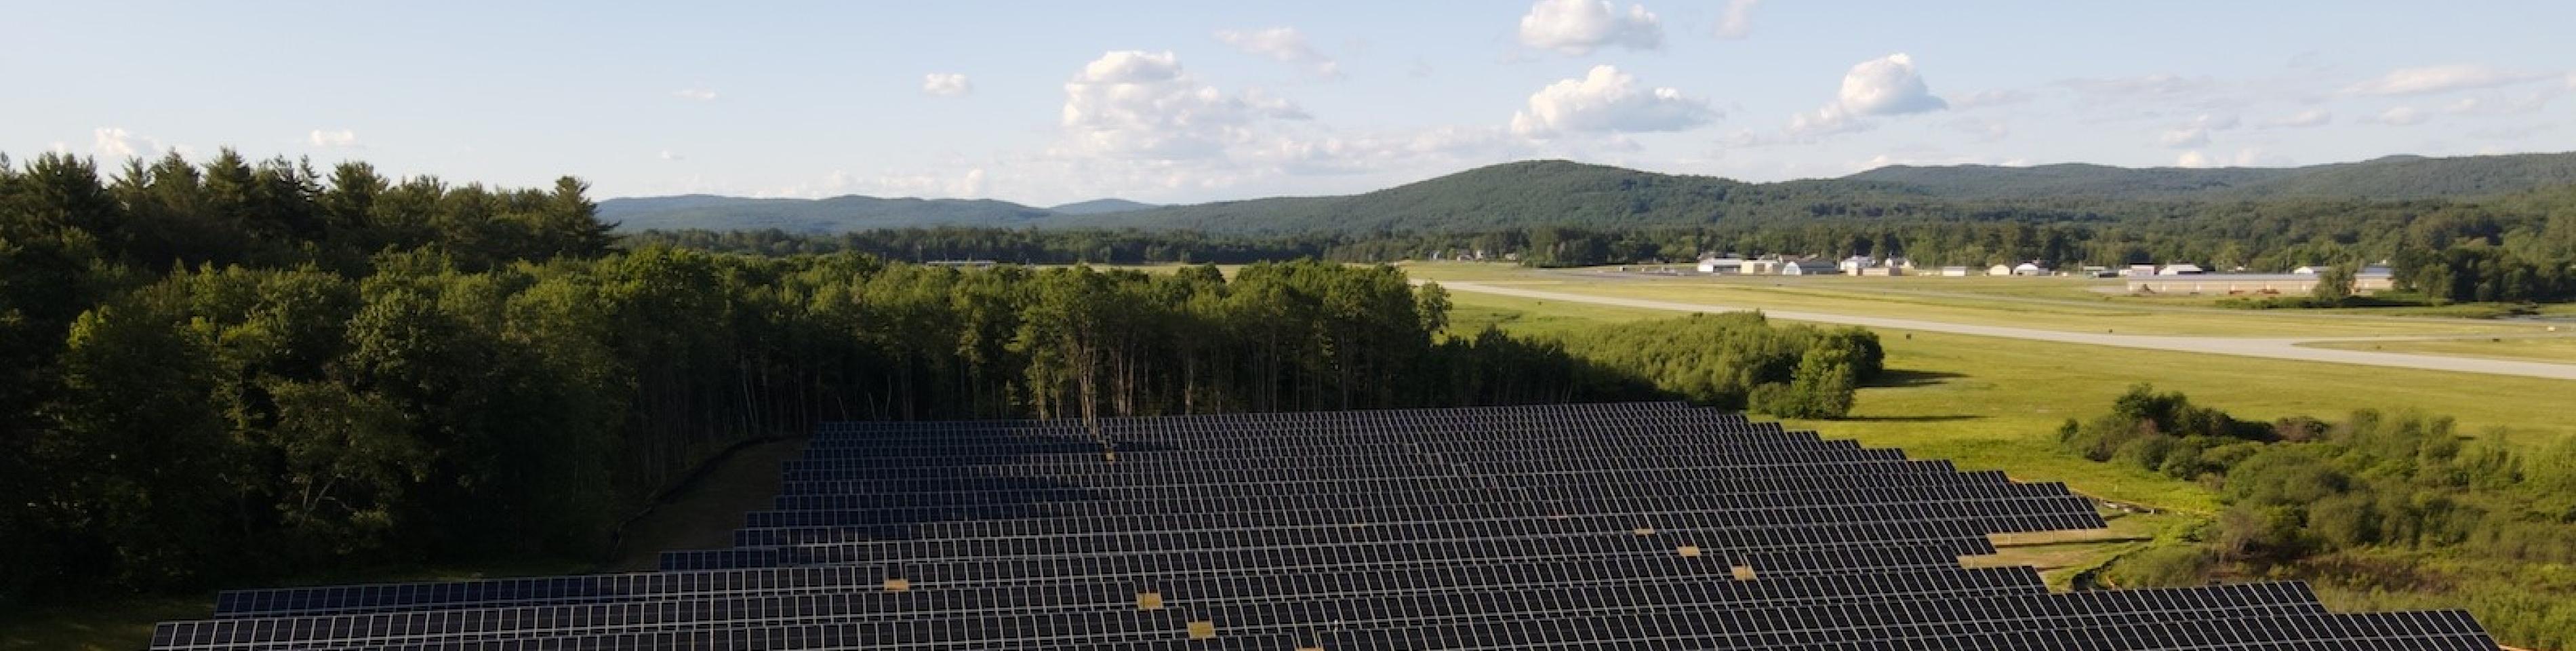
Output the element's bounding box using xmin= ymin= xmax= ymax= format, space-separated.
xmin=153 ymin=401 xmax=2493 ymax=650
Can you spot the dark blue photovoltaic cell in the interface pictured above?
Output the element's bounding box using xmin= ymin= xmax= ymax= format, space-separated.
xmin=148 ymin=402 xmax=2495 ymax=650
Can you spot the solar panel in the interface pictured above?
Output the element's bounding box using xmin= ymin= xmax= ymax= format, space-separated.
xmin=152 ymin=402 xmax=2497 ymax=650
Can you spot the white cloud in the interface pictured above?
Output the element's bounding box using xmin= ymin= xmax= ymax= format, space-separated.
xmin=1510 ymin=65 xmax=1714 ymax=138
xmin=2373 ymin=106 xmax=2428 ymax=125
xmin=1786 ymin=54 xmax=1945 ymax=136
xmin=1517 ymin=0 xmax=1663 ymax=55
xmin=672 ymin=88 xmax=718 ymax=101
xmin=307 ymin=129 xmax=359 ymax=149
xmin=923 ymin=73 xmax=972 ymax=96
xmin=2341 ymin=64 xmax=2551 ymax=96
xmin=1838 ymin=54 xmax=1947 ymax=116
xmin=92 ymin=127 xmax=171 ymax=160
xmin=2259 ymin=108 xmax=2331 ymax=129
xmin=1215 ymin=27 xmax=1340 ymax=78
xmin=1712 ymin=0 xmax=1758 ymax=39
xmin=2176 ymin=148 xmax=2289 ymax=168
xmin=1949 ymin=89 xmax=2034 ymax=110
xmin=1057 ymin=50 xmax=1310 ymax=161
xmin=657 ymin=150 xmax=681 ymax=161
xmin=2156 ymin=114 xmax=2238 ymax=149
xmin=2158 ymin=128 xmax=2209 ymax=149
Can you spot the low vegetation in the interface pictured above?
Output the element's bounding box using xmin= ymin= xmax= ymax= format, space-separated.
xmin=2067 ymin=386 xmax=2576 ymax=649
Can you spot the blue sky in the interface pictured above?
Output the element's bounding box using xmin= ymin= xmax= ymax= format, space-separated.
xmin=8 ymin=1 xmax=2574 ymax=205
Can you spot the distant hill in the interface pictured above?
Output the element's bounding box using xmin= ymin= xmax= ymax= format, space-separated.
xmin=1849 ymin=153 xmax=2576 ymax=201
xmin=599 ymin=195 xmax=1062 ymax=233
xmin=604 ymin=151 xmax=2576 ymax=235
xmin=1047 ymin=198 xmax=1158 ymax=215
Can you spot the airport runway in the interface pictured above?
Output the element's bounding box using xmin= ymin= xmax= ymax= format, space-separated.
xmin=1433 ymin=280 xmax=2576 ymax=382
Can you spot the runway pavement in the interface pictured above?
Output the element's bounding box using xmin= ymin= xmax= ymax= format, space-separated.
xmin=1433 ymin=280 xmax=2576 ymax=382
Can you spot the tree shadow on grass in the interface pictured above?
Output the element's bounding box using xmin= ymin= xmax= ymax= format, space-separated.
xmin=1840 ymin=414 xmax=1986 ymax=423
xmin=1870 ymin=369 xmax=1969 ymax=388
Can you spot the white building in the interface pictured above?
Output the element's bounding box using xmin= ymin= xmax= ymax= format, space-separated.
xmin=2158 ymin=262 xmax=2205 ymax=275
xmin=1782 ymin=259 xmax=1839 ymax=275
xmin=1838 ymin=256 xmax=1877 ymax=275
xmin=1988 ymin=264 xmax=2015 ymax=277
xmin=1697 ymin=258 xmax=1748 ymax=275
xmin=1937 ymin=266 xmax=1972 ymax=277
xmin=2013 ymin=262 xmax=2053 ymax=277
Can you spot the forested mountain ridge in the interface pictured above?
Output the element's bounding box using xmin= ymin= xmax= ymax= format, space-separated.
xmin=1852 ymin=153 xmax=2576 ymax=201
xmin=1046 ymin=198 xmax=1157 ymax=214
xmin=601 ymin=152 xmax=2576 ymax=235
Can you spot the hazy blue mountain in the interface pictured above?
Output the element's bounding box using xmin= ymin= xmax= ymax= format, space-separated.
xmin=1849 ymin=153 xmax=2576 ymax=201
xmin=604 ymin=151 xmax=2576 ymax=234
xmin=1047 ymin=198 xmax=1159 ymax=215
xmin=599 ymin=195 xmax=1060 ymax=233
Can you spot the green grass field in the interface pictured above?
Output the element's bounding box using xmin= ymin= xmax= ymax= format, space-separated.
xmin=2303 ymin=336 xmax=2576 ymax=364
xmin=1445 ymin=290 xmax=2575 ymax=509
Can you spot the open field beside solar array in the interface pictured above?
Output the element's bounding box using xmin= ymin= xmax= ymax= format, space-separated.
xmin=140 ymin=403 xmax=2497 ymax=650
xmin=2302 ymin=336 xmax=2576 ymax=364
xmin=1403 ymin=261 xmax=2552 ymax=338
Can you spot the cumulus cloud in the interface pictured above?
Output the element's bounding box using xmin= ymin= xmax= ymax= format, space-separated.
xmin=658 ymin=150 xmax=681 ymax=161
xmin=1057 ymin=50 xmax=1310 ymax=161
xmin=308 ymin=129 xmax=359 ymax=149
xmin=1517 ymin=0 xmax=1662 ymax=55
xmin=2372 ymin=106 xmax=2428 ymax=125
xmin=2156 ymin=114 xmax=2238 ymax=149
xmin=672 ymin=88 xmax=718 ymax=101
xmin=1510 ymin=65 xmax=1714 ymax=138
xmin=1215 ymin=27 xmax=1340 ymax=78
xmin=1838 ymin=54 xmax=1947 ymax=115
xmin=1712 ymin=0 xmax=1758 ymax=39
xmin=2177 ymin=148 xmax=2287 ymax=168
xmin=92 ymin=127 xmax=172 ymax=160
xmin=2259 ymin=108 xmax=2332 ymax=129
xmin=1787 ymin=54 xmax=1945 ymax=136
xmin=923 ymin=73 xmax=972 ymax=96
xmin=2343 ymin=64 xmax=2552 ymax=96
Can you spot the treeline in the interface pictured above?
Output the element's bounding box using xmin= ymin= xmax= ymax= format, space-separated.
xmin=1 ymin=151 xmax=1884 ymax=607
xmin=622 ymin=227 xmax=1344 ymax=264
xmin=2066 ymin=386 xmax=2576 ymax=648
xmin=1542 ymin=313 xmax=1883 ymax=419
xmin=633 ymin=184 xmax=2576 ymax=303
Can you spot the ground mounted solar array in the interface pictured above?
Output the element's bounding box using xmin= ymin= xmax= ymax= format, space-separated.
xmin=151 ymin=401 xmax=2499 ymax=650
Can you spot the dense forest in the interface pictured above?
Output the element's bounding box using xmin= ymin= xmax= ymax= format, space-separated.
xmin=2066 ymin=386 xmax=2576 ymax=648
xmin=0 ymin=151 xmax=1883 ymax=607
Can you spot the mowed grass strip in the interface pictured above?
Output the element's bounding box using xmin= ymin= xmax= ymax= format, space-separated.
xmin=2303 ymin=336 xmax=2576 ymax=365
